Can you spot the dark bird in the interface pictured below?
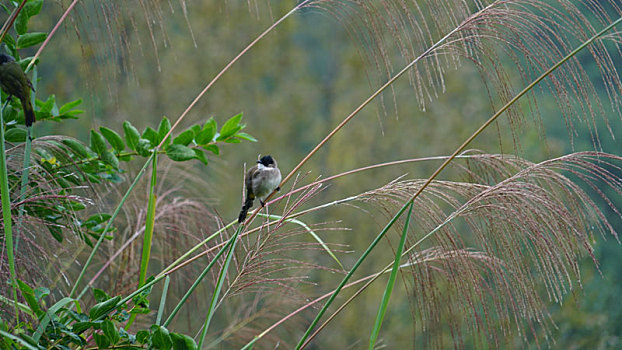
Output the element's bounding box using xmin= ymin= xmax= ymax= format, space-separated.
xmin=238 ymin=155 xmax=282 ymax=223
xmin=0 ymin=53 xmax=35 ymax=127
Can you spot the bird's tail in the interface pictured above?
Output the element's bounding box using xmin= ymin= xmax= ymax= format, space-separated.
xmin=21 ymin=96 xmax=35 ymax=127
xmin=238 ymin=194 xmax=254 ymax=224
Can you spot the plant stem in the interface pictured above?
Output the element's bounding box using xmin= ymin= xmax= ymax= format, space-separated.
xmin=155 ymin=276 xmax=170 ymax=326
xmin=71 ymin=153 xmax=155 ymax=299
xmin=0 ymin=98 xmax=19 ymax=322
xmin=157 ymin=0 xmax=313 ymax=149
xmin=198 ymin=225 xmax=243 ymax=348
xmin=125 ymin=154 xmax=158 ymax=330
xmin=163 ymin=228 xmax=237 ymax=327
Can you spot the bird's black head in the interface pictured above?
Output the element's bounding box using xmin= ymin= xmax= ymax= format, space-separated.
xmin=0 ymin=53 xmax=15 ymax=65
xmin=258 ymin=155 xmax=276 ymax=167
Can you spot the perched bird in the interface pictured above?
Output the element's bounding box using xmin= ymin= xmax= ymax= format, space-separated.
xmin=0 ymin=53 xmax=35 ymax=127
xmin=238 ymin=155 xmax=282 ymax=223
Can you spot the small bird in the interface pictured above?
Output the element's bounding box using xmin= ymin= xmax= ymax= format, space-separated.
xmin=238 ymin=155 xmax=282 ymax=223
xmin=0 ymin=53 xmax=35 ymax=127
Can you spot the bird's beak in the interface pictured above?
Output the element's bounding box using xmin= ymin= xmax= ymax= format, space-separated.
xmin=256 ymin=160 xmax=261 ymax=163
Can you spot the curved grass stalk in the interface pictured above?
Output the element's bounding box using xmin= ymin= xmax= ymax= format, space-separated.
xmin=156 ymin=0 xmax=313 ymax=149
xmin=26 ymin=0 xmax=80 ymax=73
xmin=267 ymin=155 xmax=475 ymax=206
xmin=0 ymin=0 xmax=27 ymax=44
xmin=242 ymin=2 xmax=498 ymax=226
xmin=0 ymin=98 xmax=19 ymax=321
xmin=157 ymin=155 xmax=473 ymax=279
xmin=257 ymin=213 xmax=344 ymax=269
xmin=294 ymin=13 xmax=622 ymax=350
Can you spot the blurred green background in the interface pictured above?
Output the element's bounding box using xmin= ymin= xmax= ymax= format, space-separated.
xmin=17 ymin=0 xmax=622 ymax=348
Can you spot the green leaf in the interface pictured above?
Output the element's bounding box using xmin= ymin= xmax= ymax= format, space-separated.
xmin=101 ymin=320 xmax=120 ymax=345
xmin=142 ymin=127 xmax=161 ymax=145
xmin=90 ymin=130 xmax=107 ymax=155
xmin=123 ymin=121 xmax=141 ymax=151
xmin=93 ymin=288 xmax=111 ymax=303
xmin=25 ymin=0 xmax=43 ymax=17
xmin=202 ymin=144 xmax=219 ymax=155
xmin=195 ymin=118 xmax=216 ymax=145
xmin=100 ymin=127 xmax=125 ymax=153
xmin=369 ymin=202 xmax=414 ymax=349
xmin=48 ymin=226 xmax=63 ymax=242
xmin=59 ymin=99 xmax=83 ymax=115
xmin=62 ymin=139 xmax=88 ymax=158
xmin=94 ymin=333 xmax=110 ymax=349
xmin=17 ymin=333 xmax=40 ymax=348
xmin=16 ymin=32 xmax=47 ymax=49
xmin=16 ymin=280 xmax=41 ymax=315
xmin=34 ymin=286 xmax=49 ymax=302
xmin=2 ymin=33 xmax=16 ymax=52
xmin=190 ymin=125 xmax=201 ymax=137
xmin=136 ymin=138 xmax=152 ymax=157
xmin=193 ymin=149 xmax=208 ymax=165
xmin=171 ymin=332 xmax=198 ymax=350
xmin=72 ymin=321 xmax=96 ymax=333
xmin=101 ymin=151 xmax=119 ymax=168
xmin=152 ymin=326 xmax=172 ymax=350
xmin=136 ymin=330 xmax=150 ymax=344
xmin=165 ymin=144 xmax=196 ymax=162
xmin=130 ymin=306 xmax=151 ymax=314
xmin=14 ymin=11 xmax=28 ymax=35
xmin=37 ymin=94 xmax=56 ymax=115
xmin=234 ymin=132 xmax=257 ymax=142
xmin=224 ymin=137 xmax=241 ymax=144
xmin=173 ymin=129 xmax=194 ymax=146
xmin=158 ymin=117 xmax=171 ymax=146
xmin=5 ymin=128 xmax=26 ymax=142
xmin=217 ymin=112 xmax=243 ymax=140
xmin=89 ymin=296 xmax=121 ymax=320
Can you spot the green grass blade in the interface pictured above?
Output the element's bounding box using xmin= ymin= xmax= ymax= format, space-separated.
xmin=0 ymin=98 xmax=19 ymax=321
xmin=294 ymin=201 xmax=411 ymax=349
xmin=0 ymin=292 xmax=32 ymax=316
xmin=15 ymin=66 xmax=37 ymax=251
xmin=198 ymin=224 xmax=243 ymax=348
xmin=126 ymin=154 xmax=158 ymax=329
xmin=155 ymin=276 xmax=170 ymax=326
xmin=163 ymin=231 xmax=236 ymax=327
xmin=139 ymin=154 xmax=158 ymax=286
xmin=0 ymin=330 xmax=40 ymax=350
xmin=71 ymin=152 xmax=155 ymax=299
xmin=33 ymin=297 xmax=75 ymax=342
xmin=369 ymin=202 xmax=413 ymax=349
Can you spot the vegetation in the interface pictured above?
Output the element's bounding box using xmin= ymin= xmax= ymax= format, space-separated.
xmin=0 ymin=0 xmax=621 ymax=349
